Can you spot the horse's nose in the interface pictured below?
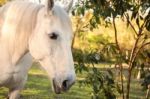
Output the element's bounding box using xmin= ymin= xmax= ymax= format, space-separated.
xmin=61 ymin=78 xmax=75 ymax=91
xmin=52 ymin=74 xmax=76 ymax=94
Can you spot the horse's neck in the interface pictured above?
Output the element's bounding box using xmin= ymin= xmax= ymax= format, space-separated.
xmin=0 ymin=2 xmax=42 ymax=65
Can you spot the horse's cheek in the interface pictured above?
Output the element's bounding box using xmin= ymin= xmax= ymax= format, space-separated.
xmin=28 ymin=37 xmax=42 ymax=59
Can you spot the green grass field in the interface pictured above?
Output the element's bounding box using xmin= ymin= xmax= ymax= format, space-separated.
xmin=0 ymin=63 xmax=147 ymax=99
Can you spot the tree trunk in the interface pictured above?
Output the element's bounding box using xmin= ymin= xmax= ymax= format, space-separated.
xmin=126 ymin=69 xmax=132 ymax=99
xmin=146 ymin=85 xmax=150 ymax=99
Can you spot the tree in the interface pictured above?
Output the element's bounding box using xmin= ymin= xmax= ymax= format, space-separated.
xmin=73 ymin=0 xmax=150 ymax=99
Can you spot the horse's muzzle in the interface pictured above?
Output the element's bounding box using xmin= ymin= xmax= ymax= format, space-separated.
xmin=52 ymin=78 xmax=75 ymax=94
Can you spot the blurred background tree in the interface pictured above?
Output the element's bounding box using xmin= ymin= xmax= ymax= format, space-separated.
xmin=72 ymin=0 xmax=150 ymax=99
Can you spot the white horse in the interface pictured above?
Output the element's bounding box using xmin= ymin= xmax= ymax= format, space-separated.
xmin=0 ymin=0 xmax=75 ymax=98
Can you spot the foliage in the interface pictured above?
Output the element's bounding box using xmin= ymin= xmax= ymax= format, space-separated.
xmin=73 ymin=48 xmax=121 ymax=99
xmin=141 ymin=71 xmax=150 ymax=90
xmin=73 ymin=0 xmax=150 ymax=99
xmin=73 ymin=0 xmax=150 ymax=31
xmin=83 ymin=68 xmax=120 ymax=99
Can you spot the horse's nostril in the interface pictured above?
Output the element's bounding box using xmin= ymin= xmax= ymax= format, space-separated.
xmin=62 ymin=80 xmax=68 ymax=90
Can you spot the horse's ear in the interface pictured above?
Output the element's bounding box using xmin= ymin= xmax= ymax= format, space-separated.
xmin=63 ymin=0 xmax=73 ymax=13
xmin=45 ymin=0 xmax=54 ymax=13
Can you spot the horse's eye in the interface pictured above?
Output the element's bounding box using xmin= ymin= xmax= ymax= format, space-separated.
xmin=49 ymin=33 xmax=58 ymax=40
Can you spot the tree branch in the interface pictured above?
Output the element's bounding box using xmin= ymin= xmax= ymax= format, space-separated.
xmin=136 ymin=42 xmax=150 ymax=55
xmin=130 ymin=41 xmax=150 ymax=72
xmin=112 ymin=17 xmax=125 ymax=99
xmin=113 ymin=17 xmax=122 ymax=52
xmin=128 ymin=15 xmax=147 ymax=70
xmin=124 ymin=14 xmax=138 ymax=36
xmin=141 ymin=42 xmax=150 ymax=49
xmin=125 ymin=11 xmax=147 ymax=99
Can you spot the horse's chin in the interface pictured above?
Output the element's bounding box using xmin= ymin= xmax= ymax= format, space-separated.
xmin=52 ymin=80 xmax=62 ymax=94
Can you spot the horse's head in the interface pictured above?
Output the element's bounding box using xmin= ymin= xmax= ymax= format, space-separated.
xmin=29 ymin=0 xmax=75 ymax=94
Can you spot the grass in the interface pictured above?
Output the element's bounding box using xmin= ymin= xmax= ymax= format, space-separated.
xmin=0 ymin=63 xmax=92 ymax=99
xmin=0 ymin=63 xmax=147 ymax=99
